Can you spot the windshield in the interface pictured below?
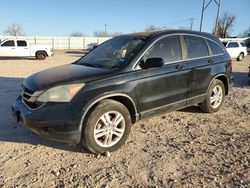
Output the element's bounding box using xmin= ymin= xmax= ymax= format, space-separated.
xmin=76 ymin=36 xmax=147 ymax=69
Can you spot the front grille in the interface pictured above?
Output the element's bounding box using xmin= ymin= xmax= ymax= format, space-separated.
xmin=22 ymin=99 xmax=44 ymax=109
xmin=21 ymin=85 xmax=44 ymax=110
xmin=21 ymin=85 xmax=34 ymax=101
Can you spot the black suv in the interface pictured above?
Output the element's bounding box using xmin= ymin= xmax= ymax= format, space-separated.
xmin=12 ymin=30 xmax=233 ymax=154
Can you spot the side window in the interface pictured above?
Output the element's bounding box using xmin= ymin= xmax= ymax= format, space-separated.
xmin=184 ymin=35 xmax=209 ymax=59
xmin=1 ymin=40 xmax=15 ymax=47
xmin=144 ymin=35 xmax=182 ymax=63
xmin=206 ymin=39 xmax=224 ymax=55
xmin=17 ymin=40 xmax=27 ymax=47
xmin=227 ymin=42 xmax=239 ymax=48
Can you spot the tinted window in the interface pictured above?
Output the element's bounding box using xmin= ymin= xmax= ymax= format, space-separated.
xmin=240 ymin=42 xmax=246 ymax=47
xmin=207 ymin=40 xmax=224 ymax=55
xmin=184 ymin=35 xmax=209 ymax=59
xmin=227 ymin=42 xmax=239 ymax=48
xmin=144 ymin=35 xmax=182 ymax=63
xmin=17 ymin=40 xmax=27 ymax=47
xmin=1 ymin=40 xmax=15 ymax=47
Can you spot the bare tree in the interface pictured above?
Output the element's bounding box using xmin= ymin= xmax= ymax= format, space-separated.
xmin=145 ymin=25 xmax=162 ymax=32
xmin=215 ymin=12 xmax=236 ymax=38
xmin=70 ymin=31 xmax=85 ymax=37
xmin=239 ymin=27 xmax=250 ymax=37
xmin=4 ymin=23 xmax=24 ymax=36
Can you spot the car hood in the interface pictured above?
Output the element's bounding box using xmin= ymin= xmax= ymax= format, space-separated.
xmin=23 ymin=64 xmax=113 ymax=91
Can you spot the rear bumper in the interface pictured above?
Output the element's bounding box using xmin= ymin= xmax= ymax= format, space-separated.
xmin=11 ymin=96 xmax=82 ymax=144
xmin=229 ymin=75 xmax=234 ymax=89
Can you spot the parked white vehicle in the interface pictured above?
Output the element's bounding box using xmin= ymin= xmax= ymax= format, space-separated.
xmin=222 ymin=41 xmax=247 ymax=61
xmin=0 ymin=39 xmax=54 ymax=60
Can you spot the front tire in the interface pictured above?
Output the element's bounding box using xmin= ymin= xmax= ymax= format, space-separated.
xmin=200 ymin=79 xmax=225 ymax=113
xmin=81 ymin=99 xmax=131 ymax=154
xmin=237 ymin=53 xmax=244 ymax=61
xmin=36 ymin=51 xmax=47 ymax=60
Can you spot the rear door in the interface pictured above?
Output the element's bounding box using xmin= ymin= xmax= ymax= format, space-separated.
xmin=135 ymin=35 xmax=189 ymax=117
xmin=181 ymin=35 xmax=212 ymax=104
xmin=16 ymin=40 xmax=29 ymax=56
xmin=182 ymin=35 xmax=225 ymax=105
xmin=0 ymin=40 xmax=16 ymax=56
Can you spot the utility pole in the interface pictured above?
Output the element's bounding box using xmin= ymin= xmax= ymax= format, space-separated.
xmin=214 ymin=0 xmax=221 ymax=35
xmin=104 ymin=24 xmax=108 ymax=36
xmin=189 ymin=18 xmax=195 ymax=30
xmin=199 ymin=0 xmax=221 ymax=32
xmin=199 ymin=0 xmax=206 ymax=31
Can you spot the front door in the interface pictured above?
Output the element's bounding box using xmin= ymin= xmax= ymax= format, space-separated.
xmin=0 ymin=40 xmax=16 ymax=56
xmin=135 ymin=35 xmax=189 ymax=117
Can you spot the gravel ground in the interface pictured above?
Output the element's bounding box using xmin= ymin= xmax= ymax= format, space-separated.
xmin=0 ymin=51 xmax=249 ymax=187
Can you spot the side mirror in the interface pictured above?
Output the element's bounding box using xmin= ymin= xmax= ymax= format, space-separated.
xmin=140 ymin=58 xmax=164 ymax=69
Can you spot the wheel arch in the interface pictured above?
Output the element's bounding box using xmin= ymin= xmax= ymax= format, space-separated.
xmin=208 ymin=74 xmax=229 ymax=95
xmin=79 ymin=93 xmax=138 ymax=136
xmin=36 ymin=50 xmax=48 ymax=57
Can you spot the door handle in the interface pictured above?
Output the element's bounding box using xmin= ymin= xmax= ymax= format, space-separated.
xmin=11 ymin=48 xmax=15 ymax=49
xmin=175 ymin=64 xmax=184 ymax=70
xmin=208 ymin=59 xmax=214 ymax=64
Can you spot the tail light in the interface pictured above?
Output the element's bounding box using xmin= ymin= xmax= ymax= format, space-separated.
xmin=229 ymin=59 xmax=232 ymax=67
xmin=228 ymin=59 xmax=232 ymax=73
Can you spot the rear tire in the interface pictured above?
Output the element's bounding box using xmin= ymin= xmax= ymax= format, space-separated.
xmin=200 ymin=79 xmax=225 ymax=113
xmin=36 ymin=51 xmax=47 ymax=60
xmin=237 ymin=53 xmax=244 ymax=61
xmin=81 ymin=99 xmax=131 ymax=154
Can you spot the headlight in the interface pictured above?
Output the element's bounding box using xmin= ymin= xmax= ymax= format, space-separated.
xmin=37 ymin=83 xmax=85 ymax=102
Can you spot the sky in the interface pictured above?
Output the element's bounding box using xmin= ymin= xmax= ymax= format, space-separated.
xmin=0 ymin=0 xmax=249 ymax=36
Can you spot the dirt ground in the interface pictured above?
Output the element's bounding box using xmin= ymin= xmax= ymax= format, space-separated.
xmin=0 ymin=51 xmax=249 ymax=187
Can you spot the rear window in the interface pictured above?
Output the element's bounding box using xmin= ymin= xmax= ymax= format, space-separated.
xmin=227 ymin=42 xmax=239 ymax=48
xmin=1 ymin=40 xmax=15 ymax=47
xmin=183 ymin=35 xmax=209 ymax=59
xmin=207 ymin=40 xmax=224 ymax=55
xmin=240 ymin=42 xmax=246 ymax=47
xmin=17 ymin=40 xmax=27 ymax=47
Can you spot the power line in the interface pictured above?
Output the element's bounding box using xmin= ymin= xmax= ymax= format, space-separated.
xmin=199 ymin=0 xmax=221 ymax=33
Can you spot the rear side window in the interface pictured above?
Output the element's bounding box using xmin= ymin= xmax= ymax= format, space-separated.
xmin=17 ymin=40 xmax=27 ymax=47
xmin=1 ymin=40 xmax=15 ymax=47
xmin=227 ymin=42 xmax=239 ymax=48
xmin=183 ymin=35 xmax=209 ymax=59
xmin=207 ymin=40 xmax=224 ymax=55
xmin=144 ymin=35 xmax=182 ymax=63
xmin=240 ymin=42 xmax=246 ymax=47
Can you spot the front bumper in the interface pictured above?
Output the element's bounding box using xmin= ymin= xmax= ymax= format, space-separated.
xmin=11 ymin=96 xmax=82 ymax=144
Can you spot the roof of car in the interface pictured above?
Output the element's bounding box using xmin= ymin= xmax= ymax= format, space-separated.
xmin=118 ymin=30 xmax=222 ymax=45
xmin=120 ymin=29 xmax=221 ymax=43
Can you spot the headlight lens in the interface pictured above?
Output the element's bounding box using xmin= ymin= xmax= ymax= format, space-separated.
xmin=37 ymin=83 xmax=85 ymax=102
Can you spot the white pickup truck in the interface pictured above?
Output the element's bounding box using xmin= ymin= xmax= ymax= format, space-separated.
xmin=0 ymin=39 xmax=54 ymax=60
